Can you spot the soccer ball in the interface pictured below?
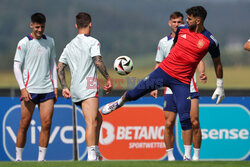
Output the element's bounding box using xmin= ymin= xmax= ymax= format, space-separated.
xmin=113 ymin=56 xmax=133 ymax=75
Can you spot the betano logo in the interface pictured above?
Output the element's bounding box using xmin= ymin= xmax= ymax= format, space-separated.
xmin=99 ymin=105 xmax=166 ymax=160
xmin=176 ymin=104 xmax=250 ymax=160
xmin=3 ymin=105 xmax=87 ymax=161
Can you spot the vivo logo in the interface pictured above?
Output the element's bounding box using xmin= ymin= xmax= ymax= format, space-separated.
xmin=2 ymin=104 xmax=88 ymax=161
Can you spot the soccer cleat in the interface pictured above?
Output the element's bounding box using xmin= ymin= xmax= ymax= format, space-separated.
xmin=183 ymin=155 xmax=191 ymax=161
xmin=101 ymin=100 xmax=120 ymax=115
xmin=192 ymin=156 xmax=199 ymax=161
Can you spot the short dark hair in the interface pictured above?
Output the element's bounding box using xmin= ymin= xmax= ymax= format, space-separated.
xmin=76 ymin=12 xmax=91 ymax=28
xmin=186 ymin=6 xmax=207 ymax=20
xmin=170 ymin=11 xmax=183 ymax=20
xmin=31 ymin=13 xmax=46 ymax=24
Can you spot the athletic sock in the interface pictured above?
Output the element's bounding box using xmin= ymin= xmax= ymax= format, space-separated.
xmin=16 ymin=147 xmax=24 ymax=161
xmin=184 ymin=145 xmax=192 ymax=159
xmin=117 ymin=97 xmax=124 ymax=107
xmin=192 ymin=148 xmax=200 ymax=160
xmin=38 ymin=146 xmax=47 ymax=161
xmin=87 ymin=145 xmax=98 ymax=161
xmin=166 ymin=148 xmax=175 ymax=161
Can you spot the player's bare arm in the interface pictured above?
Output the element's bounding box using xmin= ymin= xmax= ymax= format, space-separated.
xmin=211 ymin=56 xmax=225 ymax=104
xmin=212 ymin=57 xmax=223 ymax=78
xmin=57 ymin=62 xmax=71 ymax=99
xmin=243 ymin=40 xmax=250 ymax=51
xmin=92 ymin=56 xmax=110 ymax=79
xmin=57 ymin=62 xmax=68 ymax=89
xmin=92 ymin=56 xmax=112 ymax=93
xmin=197 ymin=60 xmax=207 ymax=83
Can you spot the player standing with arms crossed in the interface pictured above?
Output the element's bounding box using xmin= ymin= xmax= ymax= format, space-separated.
xmin=13 ymin=13 xmax=58 ymax=161
xmin=101 ymin=6 xmax=225 ymax=161
xmin=150 ymin=11 xmax=206 ymax=161
xmin=57 ymin=12 xmax=112 ymax=161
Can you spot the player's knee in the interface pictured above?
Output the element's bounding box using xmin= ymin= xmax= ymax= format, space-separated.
xmin=125 ymin=91 xmax=140 ymax=101
xmin=179 ymin=112 xmax=192 ymax=130
xmin=19 ymin=118 xmax=32 ymax=131
xmin=191 ymin=119 xmax=200 ymax=129
xmin=86 ymin=118 xmax=98 ymax=129
xmin=165 ymin=120 xmax=175 ymax=129
xmin=41 ymin=120 xmax=52 ymax=130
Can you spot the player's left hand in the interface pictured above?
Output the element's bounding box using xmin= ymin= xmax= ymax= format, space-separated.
xmin=200 ymin=72 xmax=207 ymax=84
xmin=104 ymin=77 xmax=112 ymax=94
xmin=212 ymin=78 xmax=225 ymax=104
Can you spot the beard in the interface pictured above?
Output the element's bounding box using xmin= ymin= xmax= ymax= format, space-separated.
xmin=188 ymin=23 xmax=196 ymax=31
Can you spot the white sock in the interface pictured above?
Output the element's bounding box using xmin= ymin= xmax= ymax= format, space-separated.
xmin=184 ymin=145 xmax=192 ymax=159
xmin=166 ymin=148 xmax=175 ymax=161
xmin=87 ymin=145 xmax=98 ymax=161
xmin=192 ymin=148 xmax=200 ymax=160
xmin=38 ymin=146 xmax=47 ymax=161
xmin=117 ymin=97 xmax=124 ymax=106
xmin=16 ymin=147 xmax=24 ymax=161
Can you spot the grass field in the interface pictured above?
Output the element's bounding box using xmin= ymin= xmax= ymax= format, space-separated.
xmin=0 ymin=161 xmax=249 ymax=167
xmin=1 ymin=66 xmax=250 ymax=89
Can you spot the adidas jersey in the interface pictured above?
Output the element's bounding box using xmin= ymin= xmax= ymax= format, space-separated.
xmin=59 ymin=34 xmax=100 ymax=102
xmin=14 ymin=34 xmax=56 ymax=94
xmin=155 ymin=34 xmax=198 ymax=94
xmin=159 ymin=24 xmax=220 ymax=84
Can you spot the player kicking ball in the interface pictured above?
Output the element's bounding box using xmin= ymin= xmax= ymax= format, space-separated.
xmin=102 ymin=6 xmax=225 ymax=161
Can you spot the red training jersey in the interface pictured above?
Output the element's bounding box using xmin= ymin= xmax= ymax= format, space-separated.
xmin=159 ymin=24 xmax=220 ymax=84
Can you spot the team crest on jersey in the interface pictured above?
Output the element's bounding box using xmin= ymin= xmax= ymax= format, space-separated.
xmin=18 ymin=46 xmax=21 ymax=50
xmin=197 ymin=39 xmax=205 ymax=49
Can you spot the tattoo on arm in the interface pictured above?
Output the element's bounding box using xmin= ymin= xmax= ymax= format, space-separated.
xmin=92 ymin=56 xmax=109 ymax=79
xmin=57 ymin=62 xmax=68 ymax=89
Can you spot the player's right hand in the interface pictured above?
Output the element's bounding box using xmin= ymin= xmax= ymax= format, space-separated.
xmin=104 ymin=77 xmax=112 ymax=94
xmin=150 ymin=90 xmax=158 ymax=98
xmin=62 ymin=88 xmax=71 ymax=99
xmin=200 ymin=72 xmax=207 ymax=84
xmin=21 ymin=88 xmax=32 ymax=102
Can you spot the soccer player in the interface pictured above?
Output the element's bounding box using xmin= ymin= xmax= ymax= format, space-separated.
xmin=57 ymin=12 xmax=112 ymax=161
xmin=101 ymin=5 xmax=225 ymax=160
xmin=150 ymin=11 xmax=207 ymax=161
xmin=244 ymin=39 xmax=250 ymax=51
xmin=13 ymin=13 xmax=58 ymax=161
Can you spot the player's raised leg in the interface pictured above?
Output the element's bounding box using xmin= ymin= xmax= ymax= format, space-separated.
xmin=102 ymin=67 xmax=165 ymax=115
xmin=190 ymin=97 xmax=201 ymax=161
xmin=16 ymin=100 xmax=36 ymax=161
xmin=38 ymin=98 xmax=54 ymax=161
xmin=81 ymin=97 xmax=100 ymax=161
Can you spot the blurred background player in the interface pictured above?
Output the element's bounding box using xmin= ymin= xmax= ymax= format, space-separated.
xmin=243 ymin=39 xmax=250 ymax=51
xmin=57 ymin=12 xmax=112 ymax=161
xmin=13 ymin=13 xmax=58 ymax=161
xmin=150 ymin=11 xmax=207 ymax=161
xmin=101 ymin=6 xmax=225 ymax=161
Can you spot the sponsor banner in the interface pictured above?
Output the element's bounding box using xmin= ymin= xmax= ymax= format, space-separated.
xmin=99 ymin=105 xmax=166 ymax=160
xmin=0 ymin=97 xmax=250 ymax=161
xmin=0 ymin=98 xmax=88 ymax=161
xmin=176 ymin=104 xmax=250 ymax=160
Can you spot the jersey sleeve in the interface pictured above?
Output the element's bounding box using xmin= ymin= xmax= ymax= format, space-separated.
xmin=90 ymin=39 xmax=101 ymax=57
xmin=50 ymin=38 xmax=56 ymax=60
xmin=208 ymin=35 xmax=220 ymax=58
xmin=14 ymin=39 xmax=27 ymax=63
xmin=59 ymin=47 xmax=68 ymax=65
xmin=155 ymin=40 xmax=165 ymax=63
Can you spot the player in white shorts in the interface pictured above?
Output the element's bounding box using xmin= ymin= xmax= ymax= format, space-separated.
xmin=57 ymin=12 xmax=112 ymax=161
xmin=150 ymin=11 xmax=207 ymax=161
xmin=13 ymin=13 xmax=58 ymax=161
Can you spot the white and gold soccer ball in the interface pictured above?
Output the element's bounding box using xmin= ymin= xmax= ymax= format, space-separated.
xmin=113 ymin=56 xmax=133 ymax=75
